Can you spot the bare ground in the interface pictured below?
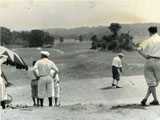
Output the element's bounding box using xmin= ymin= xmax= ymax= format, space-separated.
xmin=1 ymin=75 xmax=160 ymax=120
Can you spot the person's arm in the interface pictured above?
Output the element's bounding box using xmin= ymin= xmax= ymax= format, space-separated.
xmin=119 ymin=67 xmax=122 ymax=73
xmin=2 ymin=71 xmax=8 ymax=83
xmin=50 ymin=69 xmax=57 ymax=78
xmin=118 ymin=59 xmax=123 ymax=73
xmin=138 ymin=50 xmax=150 ymax=59
xmin=54 ymin=74 xmax=59 ymax=83
xmin=137 ymin=38 xmax=150 ymax=59
xmin=33 ymin=61 xmax=39 ymax=78
xmin=51 ymin=61 xmax=59 ymax=73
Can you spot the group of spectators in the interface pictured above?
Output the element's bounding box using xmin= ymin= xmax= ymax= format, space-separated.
xmin=0 ymin=51 xmax=60 ymax=109
xmin=28 ymin=51 xmax=60 ymax=107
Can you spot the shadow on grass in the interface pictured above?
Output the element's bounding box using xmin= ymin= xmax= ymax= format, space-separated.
xmin=110 ymin=104 xmax=148 ymax=110
xmin=100 ymin=86 xmax=122 ymax=90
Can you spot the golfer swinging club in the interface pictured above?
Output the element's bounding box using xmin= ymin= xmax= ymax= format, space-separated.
xmin=138 ymin=26 xmax=160 ymax=105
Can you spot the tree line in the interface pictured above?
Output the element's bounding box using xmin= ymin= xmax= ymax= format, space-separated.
xmin=1 ymin=27 xmax=55 ymax=47
xmin=1 ymin=27 xmax=86 ymax=47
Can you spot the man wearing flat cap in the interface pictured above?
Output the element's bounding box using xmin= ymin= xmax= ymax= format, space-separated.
xmin=33 ymin=51 xmax=58 ymax=107
xmin=111 ymin=53 xmax=124 ymax=88
xmin=138 ymin=26 xmax=160 ymax=106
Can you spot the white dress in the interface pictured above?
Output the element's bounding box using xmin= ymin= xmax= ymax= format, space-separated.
xmin=0 ymin=56 xmax=8 ymax=101
xmin=50 ymin=69 xmax=60 ymax=97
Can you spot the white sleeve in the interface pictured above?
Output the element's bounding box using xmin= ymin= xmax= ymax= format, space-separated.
xmin=51 ymin=62 xmax=59 ymax=72
xmin=50 ymin=69 xmax=56 ymax=78
xmin=118 ymin=60 xmax=122 ymax=67
xmin=55 ymin=74 xmax=59 ymax=81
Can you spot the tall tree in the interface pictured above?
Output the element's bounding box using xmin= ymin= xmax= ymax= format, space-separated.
xmin=29 ymin=30 xmax=45 ymax=47
xmin=109 ymin=23 xmax=121 ymax=39
xmin=59 ymin=36 xmax=64 ymax=43
xmin=79 ymin=35 xmax=83 ymax=42
xmin=43 ymin=32 xmax=55 ymax=47
xmin=1 ymin=27 xmax=11 ymax=45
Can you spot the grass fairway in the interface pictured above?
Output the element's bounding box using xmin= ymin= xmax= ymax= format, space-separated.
xmin=1 ymin=41 xmax=159 ymax=120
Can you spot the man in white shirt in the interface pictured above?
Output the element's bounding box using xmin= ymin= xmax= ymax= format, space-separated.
xmin=33 ymin=51 xmax=58 ymax=107
xmin=111 ymin=53 xmax=124 ymax=88
xmin=138 ymin=26 xmax=160 ymax=105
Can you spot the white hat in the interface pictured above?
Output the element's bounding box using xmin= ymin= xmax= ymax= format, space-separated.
xmin=41 ymin=51 xmax=50 ymax=57
xmin=118 ymin=53 xmax=124 ymax=57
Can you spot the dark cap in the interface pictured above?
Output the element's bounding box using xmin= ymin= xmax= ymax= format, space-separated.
xmin=148 ymin=26 xmax=157 ymax=34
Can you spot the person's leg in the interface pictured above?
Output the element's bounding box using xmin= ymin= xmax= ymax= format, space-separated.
xmin=39 ymin=98 xmax=43 ymax=107
xmin=150 ymin=86 xmax=157 ymax=100
xmin=112 ymin=79 xmax=116 ymax=86
xmin=55 ymin=97 xmax=58 ymax=106
xmin=116 ymin=80 xmax=119 ymax=88
xmin=1 ymin=101 xmax=5 ymax=109
xmin=37 ymin=98 xmax=39 ymax=106
xmin=32 ymin=85 xmax=37 ymax=106
xmin=112 ymin=66 xmax=117 ymax=86
xmin=34 ymin=82 xmax=39 ymax=106
xmin=54 ymin=82 xmax=60 ymax=106
xmin=38 ymin=78 xmax=46 ymax=107
xmin=141 ymin=61 xmax=153 ymax=105
xmin=32 ymin=97 xmax=36 ymax=106
xmin=116 ymin=71 xmax=120 ymax=88
xmin=150 ymin=86 xmax=159 ymax=105
xmin=46 ymin=77 xmax=53 ymax=106
xmin=145 ymin=87 xmax=151 ymax=99
xmin=48 ymin=97 xmax=52 ymax=106
xmin=141 ymin=87 xmax=151 ymax=105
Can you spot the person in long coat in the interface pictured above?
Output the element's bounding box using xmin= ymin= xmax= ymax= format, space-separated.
xmin=0 ymin=55 xmax=8 ymax=109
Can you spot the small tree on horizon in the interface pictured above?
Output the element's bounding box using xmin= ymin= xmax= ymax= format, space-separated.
xmin=59 ymin=36 xmax=64 ymax=43
xmin=79 ymin=35 xmax=83 ymax=42
xmin=1 ymin=27 xmax=12 ymax=45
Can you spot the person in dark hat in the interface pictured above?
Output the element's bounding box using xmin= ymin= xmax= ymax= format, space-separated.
xmin=138 ymin=26 xmax=160 ymax=105
xmin=33 ymin=51 xmax=58 ymax=107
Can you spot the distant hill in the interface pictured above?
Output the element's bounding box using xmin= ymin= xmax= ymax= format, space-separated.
xmin=43 ymin=23 xmax=160 ymax=43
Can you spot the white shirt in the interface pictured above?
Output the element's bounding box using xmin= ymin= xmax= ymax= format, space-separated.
xmin=112 ymin=56 xmax=122 ymax=68
xmin=33 ymin=58 xmax=58 ymax=77
xmin=139 ymin=33 xmax=160 ymax=57
xmin=28 ymin=67 xmax=37 ymax=80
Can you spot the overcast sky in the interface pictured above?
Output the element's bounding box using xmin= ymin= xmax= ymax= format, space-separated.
xmin=0 ymin=0 xmax=160 ymax=30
